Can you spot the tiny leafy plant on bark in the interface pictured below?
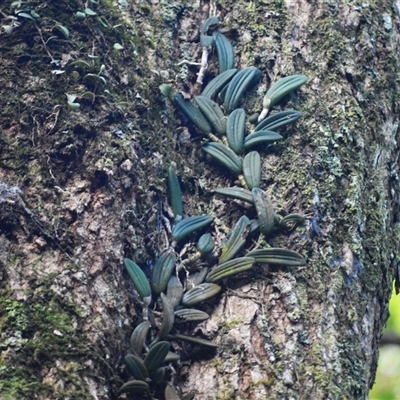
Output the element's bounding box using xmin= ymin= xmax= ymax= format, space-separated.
xmin=120 ymin=17 xmax=307 ymax=399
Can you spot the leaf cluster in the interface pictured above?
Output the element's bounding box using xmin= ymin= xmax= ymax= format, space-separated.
xmin=120 ymin=16 xmax=308 ymax=400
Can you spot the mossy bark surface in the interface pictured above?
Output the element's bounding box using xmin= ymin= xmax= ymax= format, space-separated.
xmin=0 ymin=1 xmax=399 ymax=399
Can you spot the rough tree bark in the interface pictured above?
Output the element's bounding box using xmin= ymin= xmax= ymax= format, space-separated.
xmin=0 ymin=1 xmax=399 ymax=399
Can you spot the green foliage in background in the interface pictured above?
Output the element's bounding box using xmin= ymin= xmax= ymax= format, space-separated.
xmin=370 ymin=285 xmax=400 ymax=400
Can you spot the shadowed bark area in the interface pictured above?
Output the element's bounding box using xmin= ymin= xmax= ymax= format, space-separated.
xmin=0 ymin=1 xmax=399 ymax=399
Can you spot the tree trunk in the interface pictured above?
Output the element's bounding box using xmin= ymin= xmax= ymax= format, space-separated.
xmin=0 ymin=1 xmax=398 ymax=399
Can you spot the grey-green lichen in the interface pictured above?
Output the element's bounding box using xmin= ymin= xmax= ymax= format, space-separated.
xmin=0 ymin=292 xmax=97 ymax=399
